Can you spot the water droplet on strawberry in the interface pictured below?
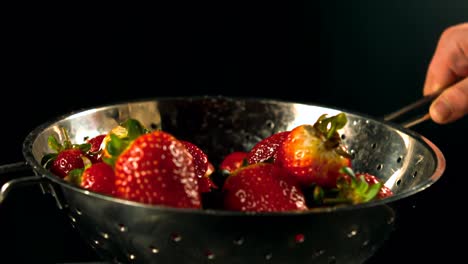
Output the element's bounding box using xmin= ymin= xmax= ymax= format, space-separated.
xmin=294 ymin=233 xmax=305 ymax=243
xmin=235 ymin=189 xmax=247 ymax=203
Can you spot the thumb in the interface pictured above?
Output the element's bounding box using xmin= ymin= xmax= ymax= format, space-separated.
xmin=423 ymin=23 xmax=468 ymax=95
xmin=429 ymin=77 xmax=468 ymax=124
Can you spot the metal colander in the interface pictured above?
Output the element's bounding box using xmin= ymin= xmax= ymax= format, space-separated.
xmin=0 ymin=96 xmax=445 ymax=264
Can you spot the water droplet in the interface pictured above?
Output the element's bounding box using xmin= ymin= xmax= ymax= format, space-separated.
xmin=347 ymin=229 xmax=358 ymax=238
xmin=150 ymin=246 xmax=159 ymax=254
xmin=101 ymin=232 xmax=109 ymax=239
xmin=235 ymin=190 xmax=247 ymax=203
xmin=118 ymin=224 xmax=127 ymax=232
xmin=69 ymin=215 xmax=76 ymax=223
xmin=171 ymin=233 xmax=182 ymax=242
xmin=294 ymin=233 xmax=305 ymax=243
xmin=205 ymin=250 xmax=215 ymax=260
xmin=265 ymin=253 xmax=273 ymax=260
xmin=312 ymin=250 xmax=325 ymax=258
xmin=362 ymin=240 xmax=369 ymax=247
xmin=129 ymin=254 xmax=136 ymax=261
xmin=295 ymin=150 xmax=305 ymax=159
xmin=233 ymin=237 xmax=244 ymax=245
xmin=93 ymin=240 xmax=100 ymax=245
xmin=75 ymin=208 xmax=82 ymax=215
xmin=387 ymin=217 xmax=395 ymax=224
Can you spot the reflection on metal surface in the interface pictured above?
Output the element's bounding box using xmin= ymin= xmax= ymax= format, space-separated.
xmin=0 ymin=96 xmax=446 ymax=264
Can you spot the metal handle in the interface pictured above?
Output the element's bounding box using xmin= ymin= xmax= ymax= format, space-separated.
xmin=383 ymin=89 xmax=443 ymax=128
xmin=0 ymin=161 xmax=44 ymax=203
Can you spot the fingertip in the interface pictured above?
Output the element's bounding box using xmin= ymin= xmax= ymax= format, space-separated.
xmin=429 ymin=97 xmax=452 ymax=124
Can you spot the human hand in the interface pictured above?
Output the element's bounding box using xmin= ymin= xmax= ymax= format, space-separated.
xmin=423 ymin=22 xmax=468 ymax=124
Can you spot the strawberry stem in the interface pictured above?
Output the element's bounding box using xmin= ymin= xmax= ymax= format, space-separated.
xmin=313 ymin=113 xmax=351 ymax=159
xmin=314 ymin=113 xmax=347 ymax=140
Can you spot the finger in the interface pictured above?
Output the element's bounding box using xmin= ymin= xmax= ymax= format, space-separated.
xmin=423 ymin=23 xmax=468 ymax=95
xmin=429 ymin=76 xmax=468 ymax=124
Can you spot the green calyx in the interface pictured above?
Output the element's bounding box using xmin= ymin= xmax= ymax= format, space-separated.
xmin=64 ymin=156 xmax=92 ymax=186
xmin=336 ymin=167 xmax=382 ymax=204
xmin=103 ymin=118 xmax=149 ymax=167
xmin=313 ymin=113 xmax=351 ymax=158
xmin=312 ymin=167 xmax=382 ymax=206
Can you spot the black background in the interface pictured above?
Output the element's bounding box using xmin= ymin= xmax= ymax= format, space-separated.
xmin=0 ymin=1 xmax=467 ymax=263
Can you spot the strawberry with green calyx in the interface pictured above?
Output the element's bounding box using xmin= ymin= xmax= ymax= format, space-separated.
xmin=102 ymin=118 xmax=150 ymax=167
xmin=66 ymin=162 xmax=116 ymax=196
xmin=276 ymin=113 xmax=352 ymax=188
xmin=222 ymin=163 xmax=308 ymax=212
xmin=114 ymin=130 xmax=201 ymax=208
xmin=312 ymin=167 xmax=388 ymax=205
xmin=247 ymin=131 xmax=290 ymax=165
xmin=349 ymin=170 xmax=394 ymax=200
xmin=41 ymin=127 xmax=92 ymax=178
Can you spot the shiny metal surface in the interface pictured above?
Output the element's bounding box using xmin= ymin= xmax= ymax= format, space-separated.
xmin=4 ymin=96 xmax=446 ymax=263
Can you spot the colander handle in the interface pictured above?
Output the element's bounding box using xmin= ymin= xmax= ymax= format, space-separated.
xmin=0 ymin=161 xmax=44 ymax=203
xmin=383 ymin=89 xmax=443 ymax=128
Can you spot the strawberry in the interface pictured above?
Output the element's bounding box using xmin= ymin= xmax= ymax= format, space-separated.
xmin=50 ymin=148 xmax=86 ymax=178
xmin=312 ymin=167 xmax=392 ymax=205
xmin=276 ymin=113 xmax=351 ymax=188
xmin=181 ymin=140 xmax=217 ymax=193
xmin=113 ymin=130 xmax=201 ymax=208
xmin=101 ymin=118 xmax=149 ymax=165
xmin=219 ymin=151 xmax=248 ymax=175
xmin=41 ymin=127 xmax=91 ymax=179
xmin=247 ymin=131 xmax=290 ymax=164
xmin=67 ymin=162 xmax=116 ymax=196
xmin=87 ymin=134 xmax=106 ymax=153
xmin=222 ymin=163 xmax=308 ymax=212
xmin=85 ymin=134 xmax=106 ymax=163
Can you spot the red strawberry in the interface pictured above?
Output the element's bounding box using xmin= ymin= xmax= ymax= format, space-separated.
xmin=86 ymin=134 xmax=106 ymax=163
xmin=219 ymin=151 xmax=248 ymax=175
xmin=81 ymin=162 xmax=116 ymax=196
xmin=181 ymin=140 xmax=217 ymax=193
xmin=88 ymin=134 xmax=106 ymax=152
xmin=223 ymin=163 xmax=308 ymax=212
xmin=50 ymin=148 xmax=86 ymax=178
xmin=67 ymin=162 xmax=116 ymax=196
xmin=114 ymin=131 xmax=201 ymax=208
xmin=41 ymin=127 xmax=91 ymax=178
xmin=276 ymin=113 xmax=351 ymax=188
xmin=247 ymin=131 xmax=290 ymax=164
